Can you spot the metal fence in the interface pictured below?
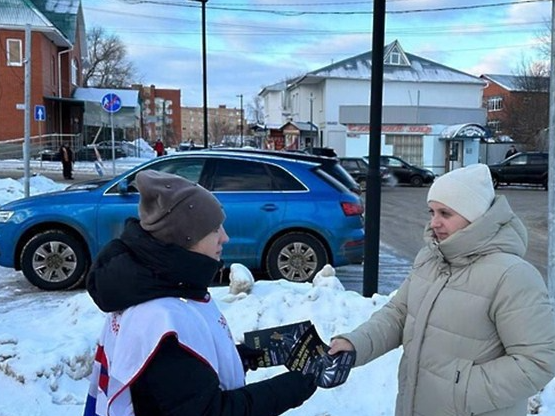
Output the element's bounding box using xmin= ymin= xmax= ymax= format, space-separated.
xmin=0 ymin=134 xmax=83 ymax=161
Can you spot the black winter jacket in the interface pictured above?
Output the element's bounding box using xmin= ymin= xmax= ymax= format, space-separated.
xmin=86 ymin=218 xmax=316 ymax=416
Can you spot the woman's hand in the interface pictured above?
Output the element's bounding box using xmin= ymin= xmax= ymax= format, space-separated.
xmin=328 ymin=338 xmax=355 ymax=355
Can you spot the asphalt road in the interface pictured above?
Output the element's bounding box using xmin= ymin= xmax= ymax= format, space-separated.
xmin=379 ymin=184 xmax=548 ymax=279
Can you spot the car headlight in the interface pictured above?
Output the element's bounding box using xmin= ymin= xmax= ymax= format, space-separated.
xmin=0 ymin=211 xmax=14 ymax=223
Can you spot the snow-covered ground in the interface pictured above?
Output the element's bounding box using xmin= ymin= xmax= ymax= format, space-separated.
xmin=0 ymin=171 xmax=554 ymax=416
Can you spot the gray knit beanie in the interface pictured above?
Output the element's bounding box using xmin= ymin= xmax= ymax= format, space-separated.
xmin=427 ymin=163 xmax=494 ymax=222
xmin=136 ymin=170 xmax=225 ymax=249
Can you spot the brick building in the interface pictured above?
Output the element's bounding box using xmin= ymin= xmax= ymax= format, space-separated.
xmin=481 ymin=74 xmax=549 ymax=148
xmin=0 ymin=0 xmax=86 ymax=149
xmin=134 ymin=85 xmax=182 ymax=148
xmin=181 ymin=105 xmax=246 ymax=145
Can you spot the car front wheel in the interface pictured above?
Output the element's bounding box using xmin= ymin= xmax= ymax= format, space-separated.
xmin=492 ymin=175 xmax=500 ymax=189
xmin=266 ymin=232 xmax=328 ymax=283
xmin=20 ymin=230 xmax=89 ymax=291
xmin=410 ymin=175 xmax=424 ymax=187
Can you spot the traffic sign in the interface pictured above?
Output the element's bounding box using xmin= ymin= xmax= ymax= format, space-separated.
xmin=34 ymin=105 xmax=46 ymax=121
xmin=101 ymin=93 xmax=122 ymax=113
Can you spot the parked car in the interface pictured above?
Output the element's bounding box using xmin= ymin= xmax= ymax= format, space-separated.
xmin=379 ymin=155 xmax=435 ymax=187
xmin=37 ymin=148 xmax=61 ymax=162
xmin=74 ymin=141 xmax=129 ymax=162
xmin=488 ymin=152 xmax=548 ymax=190
xmin=0 ymin=150 xmax=365 ymax=290
xmin=210 ymin=148 xmax=362 ymax=194
xmin=338 ymin=157 xmax=392 ymax=189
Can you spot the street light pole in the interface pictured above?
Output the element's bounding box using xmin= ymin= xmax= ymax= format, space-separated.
xmin=192 ymin=0 xmax=209 ymax=148
xmin=237 ymin=94 xmax=243 ymax=146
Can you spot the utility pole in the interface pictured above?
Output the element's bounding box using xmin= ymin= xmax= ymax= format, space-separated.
xmin=309 ymin=93 xmax=315 ymax=151
xmin=192 ymin=0 xmax=209 ymax=148
xmin=547 ymin=0 xmax=555 ymax=300
xmin=237 ymin=94 xmax=243 ymax=146
xmin=23 ymin=24 xmax=31 ymax=198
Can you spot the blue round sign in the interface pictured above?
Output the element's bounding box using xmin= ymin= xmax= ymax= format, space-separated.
xmin=101 ymin=93 xmax=122 ymax=113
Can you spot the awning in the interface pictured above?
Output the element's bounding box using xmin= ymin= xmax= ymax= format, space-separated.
xmin=44 ymin=95 xmax=85 ymax=105
xmin=439 ymin=123 xmax=491 ymax=140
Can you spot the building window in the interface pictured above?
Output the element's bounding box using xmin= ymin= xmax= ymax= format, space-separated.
xmin=487 ymin=96 xmax=503 ymax=111
xmin=387 ymin=134 xmax=423 ymax=166
xmin=7 ymin=39 xmax=22 ymax=66
xmin=386 ymin=51 xmax=401 ymax=65
xmin=71 ymin=58 xmax=79 ymax=85
xmin=487 ymin=120 xmax=501 ymax=133
xmin=51 ymin=56 xmax=56 ymax=85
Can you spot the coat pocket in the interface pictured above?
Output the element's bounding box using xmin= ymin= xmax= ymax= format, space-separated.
xmin=453 ymin=358 xmax=473 ymax=416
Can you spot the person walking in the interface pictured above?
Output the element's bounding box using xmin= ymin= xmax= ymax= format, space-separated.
xmin=329 ymin=163 xmax=555 ymax=416
xmin=59 ymin=141 xmax=74 ymax=179
xmin=153 ymin=138 xmax=165 ymax=157
xmin=84 ymin=170 xmax=316 ymax=416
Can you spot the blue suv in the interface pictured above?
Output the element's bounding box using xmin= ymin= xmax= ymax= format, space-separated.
xmin=0 ymin=150 xmax=365 ymax=290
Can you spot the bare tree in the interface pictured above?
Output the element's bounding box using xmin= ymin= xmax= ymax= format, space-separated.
xmin=535 ymin=19 xmax=551 ymax=62
xmin=502 ymin=59 xmax=550 ymax=149
xmin=247 ymin=95 xmax=264 ymax=124
xmin=83 ymin=27 xmax=139 ymax=88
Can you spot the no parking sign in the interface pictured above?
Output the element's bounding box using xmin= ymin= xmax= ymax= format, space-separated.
xmin=101 ymin=93 xmax=122 ymax=113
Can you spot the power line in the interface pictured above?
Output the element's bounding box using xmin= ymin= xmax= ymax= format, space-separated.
xmin=109 ymin=0 xmax=549 ymax=16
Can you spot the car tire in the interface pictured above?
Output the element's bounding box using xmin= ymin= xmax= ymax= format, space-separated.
xmin=410 ymin=175 xmax=424 ymax=187
xmin=543 ymin=176 xmax=548 ymax=191
xmin=491 ymin=175 xmax=500 ymax=189
xmin=20 ymin=230 xmax=89 ymax=291
xmin=266 ymin=232 xmax=328 ymax=283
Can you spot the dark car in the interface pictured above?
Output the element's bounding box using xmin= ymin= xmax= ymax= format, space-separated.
xmin=75 ymin=142 xmax=128 ymax=161
xmin=488 ymin=152 xmax=548 ymax=190
xmin=379 ymin=155 xmax=435 ymax=187
xmin=338 ymin=157 xmax=392 ymax=189
xmin=0 ymin=150 xmax=364 ymax=290
xmin=37 ymin=149 xmax=61 ymax=162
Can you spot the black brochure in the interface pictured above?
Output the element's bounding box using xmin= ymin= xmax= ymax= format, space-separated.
xmin=244 ymin=320 xmax=312 ymax=368
xmin=285 ymin=324 xmax=356 ymax=388
xmin=244 ymin=321 xmax=355 ymax=388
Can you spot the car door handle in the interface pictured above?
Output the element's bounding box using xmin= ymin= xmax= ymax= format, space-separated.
xmin=261 ymin=204 xmax=278 ymax=212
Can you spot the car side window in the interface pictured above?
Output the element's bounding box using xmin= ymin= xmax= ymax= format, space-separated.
xmin=530 ymin=155 xmax=545 ymax=165
xmin=111 ymin=158 xmax=207 ymax=193
xmin=212 ymin=159 xmax=273 ymax=191
xmin=386 ymin=158 xmax=403 ymax=168
xmin=508 ymin=155 xmax=527 ymax=165
xmin=267 ymin=164 xmax=306 ymax=191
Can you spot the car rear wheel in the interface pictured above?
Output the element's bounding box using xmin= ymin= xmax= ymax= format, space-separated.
xmin=492 ymin=175 xmax=500 ymax=189
xmin=20 ymin=230 xmax=89 ymax=291
xmin=266 ymin=232 xmax=328 ymax=283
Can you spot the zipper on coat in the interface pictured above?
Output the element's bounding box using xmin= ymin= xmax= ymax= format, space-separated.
xmin=455 ymin=370 xmax=460 ymax=383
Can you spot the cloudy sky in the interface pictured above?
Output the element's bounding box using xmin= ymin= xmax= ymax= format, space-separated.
xmin=80 ymin=0 xmax=552 ymax=112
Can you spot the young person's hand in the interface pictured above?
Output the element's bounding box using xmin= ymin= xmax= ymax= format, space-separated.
xmin=236 ymin=343 xmax=264 ymax=372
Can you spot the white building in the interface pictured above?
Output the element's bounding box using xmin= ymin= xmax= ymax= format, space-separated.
xmin=259 ymin=40 xmax=489 ymax=174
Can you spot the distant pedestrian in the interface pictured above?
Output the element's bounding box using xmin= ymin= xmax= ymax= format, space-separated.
xmin=505 ymin=145 xmax=518 ymax=159
xmin=153 ymin=138 xmax=165 ymax=157
xmin=59 ymin=141 xmax=74 ymax=180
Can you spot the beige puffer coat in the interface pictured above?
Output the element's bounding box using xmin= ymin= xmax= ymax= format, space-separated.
xmin=342 ymin=195 xmax=555 ymax=416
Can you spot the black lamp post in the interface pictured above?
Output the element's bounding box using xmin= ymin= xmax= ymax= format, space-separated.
xmin=191 ymin=0 xmax=208 ymax=148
